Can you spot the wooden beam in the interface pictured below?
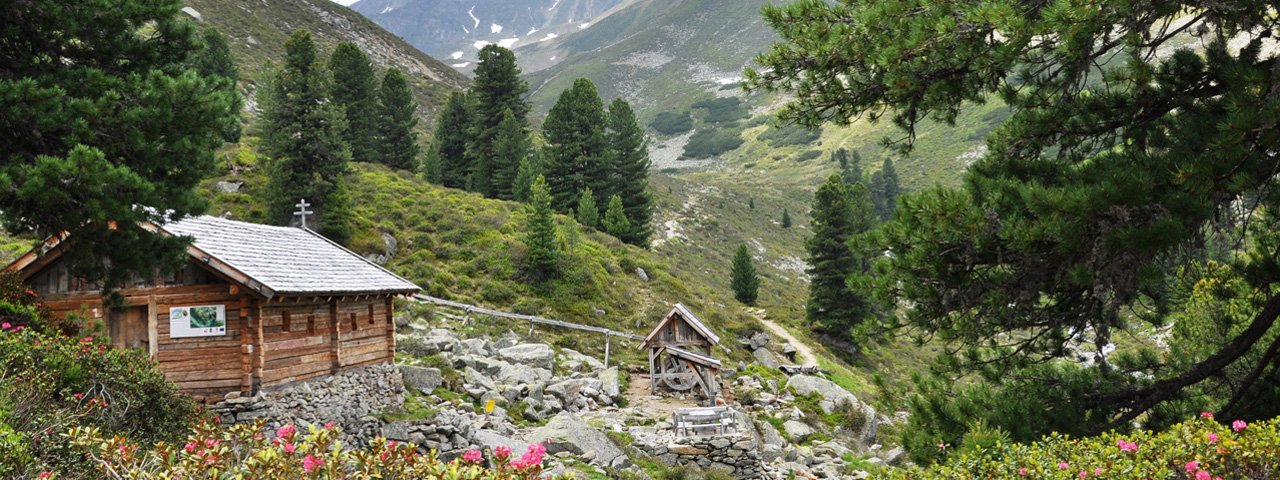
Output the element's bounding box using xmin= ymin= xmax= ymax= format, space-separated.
xmin=329 ymin=299 xmax=341 ymax=374
xmin=147 ymin=296 xmax=158 ymax=360
xmin=384 ymin=296 xmax=395 ymax=363
xmin=252 ymin=303 xmax=264 ymax=392
xmin=239 ymin=296 xmax=252 ymax=395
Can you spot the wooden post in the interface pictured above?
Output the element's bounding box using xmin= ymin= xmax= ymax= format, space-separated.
xmin=329 ymin=300 xmax=341 ymax=373
xmin=384 ymin=296 xmax=395 ymax=363
xmin=239 ymin=296 xmax=252 ymax=395
xmin=648 ymin=348 xmax=656 ymax=394
xmin=252 ymin=303 xmax=264 ymax=392
xmin=604 ymin=333 xmax=611 ymax=368
xmin=146 ymin=295 xmax=158 ymax=360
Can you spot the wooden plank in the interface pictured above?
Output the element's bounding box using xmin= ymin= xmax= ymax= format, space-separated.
xmin=385 ymin=297 xmax=395 ymax=361
xmin=329 ymin=300 xmax=340 ymax=374
xmin=239 ymin=296 xmax=252 ymax=395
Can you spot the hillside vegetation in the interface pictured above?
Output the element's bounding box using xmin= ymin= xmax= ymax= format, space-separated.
xmin=183 ymin=0 xmax=469 ymax=128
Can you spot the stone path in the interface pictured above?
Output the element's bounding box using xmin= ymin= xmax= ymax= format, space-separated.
xmin=758 ymin=317 xmax=818 ymax=368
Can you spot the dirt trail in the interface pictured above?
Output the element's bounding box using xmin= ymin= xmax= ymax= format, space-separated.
xmin=758 ymin=317 xmax=819 ymax=368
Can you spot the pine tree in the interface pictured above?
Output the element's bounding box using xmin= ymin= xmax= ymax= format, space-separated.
xmin=833 ymin=148 xmax=864 ymax=186
xmin=260 ymin=29 xmax=352 ymax=239
xmin=512 ymin=152 xmax=542 ymax=202
xmin=330 ymin=42 xmax=380 ymax=164
xmin=422 ymin=146 xmax=443 ymax=184
xmin=490 ymin=108 xmax=529 ymax=199
xmin=781 ymin=209 xmax=792 ymax=228
xmin=524 ymin=175 xmax=559 ymax=278
xmin=576 ymin=188 xmax=599 ymax=229
xmin=804 ymin=174 xmax=874 ymax=334
xmin=192 ymin=27 xmax=242 ymax=143
xmin=433 ymin=91 xmax=470 ymax=189
xmin=730 ymin=245 xmax=760 ymax=305
xmin=0 ymin=0 xmax=238 ymax=288
xmin=377 ymin=68 xmax=420 ymax=171
xmin=467 ymin=45 xmax=529 ymax=196
xmin=319 ymin=179 xmax=354 ymax=244
xmin=868 ymin=157 xmax=901 ymax=221
xmin=605 ymin=98 xmax=655 ymax=245
xmin=542 ymin=78 xmax=608 ymax=211
xmin=603 ymin=195 xmax=631 ymax=239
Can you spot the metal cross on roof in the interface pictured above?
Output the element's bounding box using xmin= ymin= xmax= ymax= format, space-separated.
xmin=293 ymin=199 xmax=313 ymax=229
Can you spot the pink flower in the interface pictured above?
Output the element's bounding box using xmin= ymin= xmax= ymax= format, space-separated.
xmin=204 ymin=438 xmax=219 ymax=448
xmin=462 ymin=449 xmax=483 ymax=463
xmin=1078 ymin=471 xmax=1087 ymax=479
xmin=276 ymin=424 xmax=297 ymax=441
xmin=283 ymin=443 xmax=296 ymax=454
xmin=38 ymin=472 xmax=52 ymax=479
xmin=387 ymin=440 xmax=396 ymax=449
xmin=1195 ymin=471 xmax=1211 ymax=480
xmin=1116 ymin=439 xmax=1138 ymax=452
xmin=1018 ymin=467 xmax=1028 ymax=476
xmin=494 ymin=445 xmax=512 ymax=460
xmin=1186 ymin=460 xmax=1199 ymax=473
xmin=302 ymin=455 xmax=323 ymax=473
xmin=14 ymin=326 xmax=23 ymax=332
xmin=324 ymin=422 xmax=336 ymax=429
xmin=1 ymin=322 xmax=10 ymax=329
xmin=1201 ymin=411 xmax=1214 ymax=420
xmin=1206 ymin=433 xmax=1218 ymax=444
xmin=1094 ymin=467 xmax=1104 ymax=476
xmin=184 ymin=442 xmax=196 ymax=453
xmin=1059 ymin=462 xmax=1069 ymax=470
xmin=1233 ymin=420 xmax=1247 ymax=432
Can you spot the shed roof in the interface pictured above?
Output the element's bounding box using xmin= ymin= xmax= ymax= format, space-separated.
xmin=663 ymin=345 xmax=722 ymax=369
xmin=639 ymin=303 xmax=721 ymax=348
xmin=155 ymin=216 xmax=419 ymax=297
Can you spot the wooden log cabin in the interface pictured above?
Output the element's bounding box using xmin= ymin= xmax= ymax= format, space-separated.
xmin=5 ymin=215 xmax=420 ymax=402
xmin=639 ymin=303 xmax=723 ymax=404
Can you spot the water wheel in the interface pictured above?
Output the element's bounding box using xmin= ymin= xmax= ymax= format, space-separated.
xmin=660 ymin=356 xmax=698 ymax=391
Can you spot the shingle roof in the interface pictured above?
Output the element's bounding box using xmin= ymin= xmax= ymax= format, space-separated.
xmin=640 ymin=303 xmax=721 ymax=348
xmin=160 ymin=216 xmax=419 ymax=296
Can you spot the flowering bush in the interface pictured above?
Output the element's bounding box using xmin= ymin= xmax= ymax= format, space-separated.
xmin=66 ymin=419 xmax=573 ymax=479
xmin=882 ymin=414 xmax=1280 ymax=479
xmin=0 ymin=323 xmax=199 ymax=478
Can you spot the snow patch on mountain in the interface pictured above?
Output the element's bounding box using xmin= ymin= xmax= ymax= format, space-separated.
xmin=490 ymin=23 xmax=503 ymax=34
xmin=473 ymin=40 xmax=491 ymax=49
xmin=540 ymin=33 xmax=559 ymax=42
xmin=467 ymin=5 xmax=480 ymax=29
xmin=527 ymin=27 xmax=538 ymax=35
xmin=449 ymin=51 xmax=464 ymax=60
xmin=379 ymin=6 xmax=393 ymax=14
xmin=497 ymin=37 xmax=519 ymax=48
xmin=578 ymin=22 xmax=591 ymax=29
xmin=549 ymin=0 xmax=560 ymax=10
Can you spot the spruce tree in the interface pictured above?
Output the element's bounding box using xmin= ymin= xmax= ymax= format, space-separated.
xmin=0 ymin=0 xmax=238 ymax=288
xmin=259 ymin=29 xmax=352 ymax=240
xmin=422 ymin=146 xmax=443 ymax=184
xmin=377 ymin=68 xmax=420 ymax=171
xmin=804 ymin=174 xmax=874 ymax=334
xmin=603 ymin=195 xmax=631 ymax=239
xmin=490 ymin=108 xmax=529 ymax=199
xmin=605 ymin=98 xmax=655 ymax=245
xmin=330 ymin=42 xmax=380 ymax=164
xmin=730 ymin=245 xmax=760 ymax=305
xmin=542 ymin=78 xmax=608 ymax=211
xmin=868 ymin=157 xmax=901 ymax=221
xmin=512 ymin=152 xmax=542 ymax=202
xmin=524 ymin=175 xmax=559 ymax=278
xmin=833 ymin=148 xmax=864 ymax=186
xmin=467 ymin=45 xmax=529 ymax=196
xmin=192 ymin=27 xmax=242 ymax=143
xmin=576 ymin=188 xmax=599 ymax=229
xmin=432 ymin=91 xmax=470 ymax=189
xmin=781 ymin=209 xmax=792 ymax=228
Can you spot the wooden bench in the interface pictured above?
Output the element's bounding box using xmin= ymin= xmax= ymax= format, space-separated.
xmin=673 ymin=406 xmax=737 ymax=436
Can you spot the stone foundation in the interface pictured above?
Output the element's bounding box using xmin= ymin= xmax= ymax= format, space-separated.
xmin=209 ymin=363 xmax=404 ymax=444
xmin=645 ymin=433 xmax=763 ymax=480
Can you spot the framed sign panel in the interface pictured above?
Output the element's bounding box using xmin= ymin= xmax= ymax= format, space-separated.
xmin=170 ymin=305 xmax=227 ymax=338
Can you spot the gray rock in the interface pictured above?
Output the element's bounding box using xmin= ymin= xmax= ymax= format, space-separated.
xmin=756 ymin=420 xmax=786 ymax=447
xmin=753 ymin=347 xmax=779 ymax=369
xmin=464 ymin=367 xmax=497 ymax=392
xmin=399 ymin=334 xmax=459 ymax=357
xmin=498 ymin=343 xmax=555 ymax=370
xmin=786 ymin=374 xmax=878 ymax=443
xmin=782 ymin=420 xmax=814 ymax=443
xmin=472 ymin=429 xmax=530 ymax=454
xmin=599 ymin=367 xmax=620 ymax=400
xmin=180 ymin=6 xmax=201 ymax=20
xmin=459 ymin=338 xmax=491 ymax=356
xmin=399 ymin=365 xmax=442 ymax=394
xmin=814 ymin=441 xmax=850 ymax=459
xmin=560 ymin=348 xmax=604 ymax=373
xmin=494 ymin=361 xmax=551 ymax=386
xmin=546 ymin=378 xmax=587 ymax=400
xmin=215 ymin=180 xmax=242 ymax=192
xmin=529 ymin=412 xmax=629 ymax=469
xmin=882 ymin=446 xmax=905 ymax=466
xmin=748 ymin=331 xmax=771 ymax=350
xmin=635 ymin=267 xmax=649 ymax=282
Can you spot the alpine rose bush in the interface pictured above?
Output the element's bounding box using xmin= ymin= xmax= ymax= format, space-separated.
xmin=66 ymin=419 xmax=572 ymax=480
xmin=882 ymin=415 xmax=1280 ymax=479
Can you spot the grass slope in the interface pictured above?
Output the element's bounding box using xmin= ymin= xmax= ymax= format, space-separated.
xmin=183 ymin=0 xmax=470 ymax=129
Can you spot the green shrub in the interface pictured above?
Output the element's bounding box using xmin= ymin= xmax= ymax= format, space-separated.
xmin=691 ymin=97 xmax=749 ymax=124
xmin=796 ymin=150 xmax=823 ymax=162
xmin=650 ymin=111 xmax=693 ymax=135
xmin=682 ymin=127 xmax=743 ymax=159
xmin=883 ymin=415 xmax=1280 ymax=479
xmin=1 ymin=324 xmax=200 ymax=477
xmin=757 ymin=122 xmax=821 ymax=147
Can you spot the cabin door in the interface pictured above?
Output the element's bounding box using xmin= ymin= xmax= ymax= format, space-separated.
xmin=109 ymin=305 xmax=150 ymax=352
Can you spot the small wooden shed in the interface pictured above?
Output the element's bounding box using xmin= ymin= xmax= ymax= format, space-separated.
xmin=6 ymin=215 xmax=420 ymax=402
xmin=639 ymin=303 xmax=723 ymax=404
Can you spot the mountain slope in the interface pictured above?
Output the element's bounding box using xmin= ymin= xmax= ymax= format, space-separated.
xmin=182 ymin=0 xmax=469 ymax=127
xmin=351 ymin=0 xmax=633 ymax=70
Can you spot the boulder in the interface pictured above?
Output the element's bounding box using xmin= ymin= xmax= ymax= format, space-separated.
xmin=756 ymin=420 xmax=786 ymax=447
xmin=782 ymin=420 xmax=815 ymax=443
xmin=494 ymin=362 xmax=551 ymax=386
xmin=498 ymin=344 xmax=555 ymax=370
xmin=399 ymin=334 xmax=458 ymax=357
xmin=399 ymin=365 xmax=442 ymax=394
xmin=214 ymin=180 xmax=242 ymax=192
xmin=471 ymin=429 xmax=530 ymax=455
xmin=180 ymin=6 xmax=202 ymax=21
xmin=464 ymin=367 xmax=497 ymax=392
xmin=529 ymin=412 xmax=629 ymax=469
xmin=748 ymin=331 xmax=771 ymax=350
xmin=753 ymin=347 xmax=780 ymax=369
xmin=598 ymin=367 xmax=620 ymax=400
xmin=559 ymin=348 xmax=604 ymax=373
xmin=459 ymin=338 xmax=491 ymax=356
xmin=635 ymin=267 xmax=649 ymax=282
xmin=787 ymin=375 xmax=879 ymax=442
